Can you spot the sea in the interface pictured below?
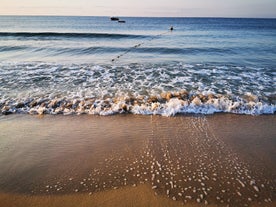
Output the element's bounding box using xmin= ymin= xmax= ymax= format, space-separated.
xmin=0 ymin=16 xmax=275 ymax=116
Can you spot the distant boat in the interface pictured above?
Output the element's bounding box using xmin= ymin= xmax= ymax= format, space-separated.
xmin=110 ymin=17 xmax=119 ymax=21
xmin=118 ymin=20 xmax=126 ymax=23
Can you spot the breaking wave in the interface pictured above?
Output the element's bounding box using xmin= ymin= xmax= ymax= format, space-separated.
xmin=0 ymin=62 xmax=275 ymax=116
xmin=1 ymin=91 xmax=275 ymax=116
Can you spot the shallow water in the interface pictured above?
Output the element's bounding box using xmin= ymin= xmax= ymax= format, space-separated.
xmin=0 ymin=16 xmax=275 ymax=116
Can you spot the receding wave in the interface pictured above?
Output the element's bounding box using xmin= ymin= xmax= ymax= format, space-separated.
xmin=0 ymin=32 xmax=148 ymax=39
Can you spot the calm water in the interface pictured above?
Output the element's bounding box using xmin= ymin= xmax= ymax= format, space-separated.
xmin=0 ymin=16 xmax=275 ymax=115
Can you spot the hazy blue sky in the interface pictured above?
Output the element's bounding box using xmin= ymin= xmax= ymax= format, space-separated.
xmin=0 ymin=0 xmax=275 ymax=18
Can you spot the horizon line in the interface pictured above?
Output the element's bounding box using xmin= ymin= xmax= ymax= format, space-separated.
xmin=0 ymin=14 xmax=275 ymax=19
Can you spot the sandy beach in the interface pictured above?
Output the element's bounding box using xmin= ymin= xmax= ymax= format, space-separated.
xmin=0 ymin=114 xmax=275 ymax=207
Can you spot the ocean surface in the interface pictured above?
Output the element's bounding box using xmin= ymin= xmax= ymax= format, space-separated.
xmin=0 ymin=16 xmax=275 ymax=116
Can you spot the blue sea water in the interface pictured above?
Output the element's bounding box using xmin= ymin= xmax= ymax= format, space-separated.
xmin=0 ymin=16 xmax=275 ymax=116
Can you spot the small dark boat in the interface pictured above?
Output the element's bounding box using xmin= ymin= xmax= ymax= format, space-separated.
xmin=118 ymin=20 xmax=126 ymax=23
xmin=110 ymin=17 xmax=119 ymax=21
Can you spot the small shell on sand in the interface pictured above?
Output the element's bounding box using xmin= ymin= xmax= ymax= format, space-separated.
xmin=250 ymin=180 xmax=256 ymax=185
xmin=253 ymin=185 xmax=259 ymax=192
xmin=200 ymin=194 xmax=204 ymax=199
xmin=236 ymin=178 xmax=245 ymax=187
xmin=169 ymin=181 xmax=174 ymax=189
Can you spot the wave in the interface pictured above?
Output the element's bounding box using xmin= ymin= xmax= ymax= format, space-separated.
xmin=1 ymin=91 xmax=275 ymax=116
xmin=0 ymin=46 xmax=28 ymax=52
xmin=0 ymin=45 xmax=237 ymax=56
xmin=0 ymin=32 xmax=148 ymax=39
xmin=0 ymin=62 xmax=275 ymax=116
xmin=52 ymin=46 xmax=128 ymax=55
xmin=134 ymin=47 xmax=237 ymax=55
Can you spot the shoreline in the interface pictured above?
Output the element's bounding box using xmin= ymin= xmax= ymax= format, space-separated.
xmin=0 ymin=114 xmax=275 ymax=206
xmin=1 ymin=184 xmax=274 ymax=207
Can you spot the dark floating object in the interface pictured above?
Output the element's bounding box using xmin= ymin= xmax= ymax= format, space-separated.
xmin=110 ymin=17 xmax=119 ymax=21
xmin=118 ymin=20 xmax=126 ymax=23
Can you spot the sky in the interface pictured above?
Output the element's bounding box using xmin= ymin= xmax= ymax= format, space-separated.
xmin=0 ymin=0 xmax=275 ymax=18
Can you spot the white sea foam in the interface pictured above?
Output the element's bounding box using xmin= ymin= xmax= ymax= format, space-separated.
xmin=0 ymin=62 xmax=275 ymax=116
xmin=1 ymin=91 xmax=275 ymax=116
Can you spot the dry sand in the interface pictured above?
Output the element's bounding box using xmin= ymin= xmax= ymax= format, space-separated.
xmin=0 ymin=114 xmax=275 ymax=207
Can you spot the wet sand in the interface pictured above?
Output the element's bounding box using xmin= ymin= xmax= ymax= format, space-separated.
xmin=0 ymin=114 xmax=275 ymax=207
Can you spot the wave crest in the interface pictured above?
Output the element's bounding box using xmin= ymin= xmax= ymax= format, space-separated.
xmin=1 ymin=91 xmax=275 ymax=116
xmin=0 ymin=32 xmax=148 ymax=39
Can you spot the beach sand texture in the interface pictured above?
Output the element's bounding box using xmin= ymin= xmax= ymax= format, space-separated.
xmin=0 ymin=114 xmax=275 ymax=207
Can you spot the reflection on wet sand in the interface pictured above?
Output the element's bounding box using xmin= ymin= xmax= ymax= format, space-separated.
xmin=0 ymin=114 xmax=275 ymax=207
